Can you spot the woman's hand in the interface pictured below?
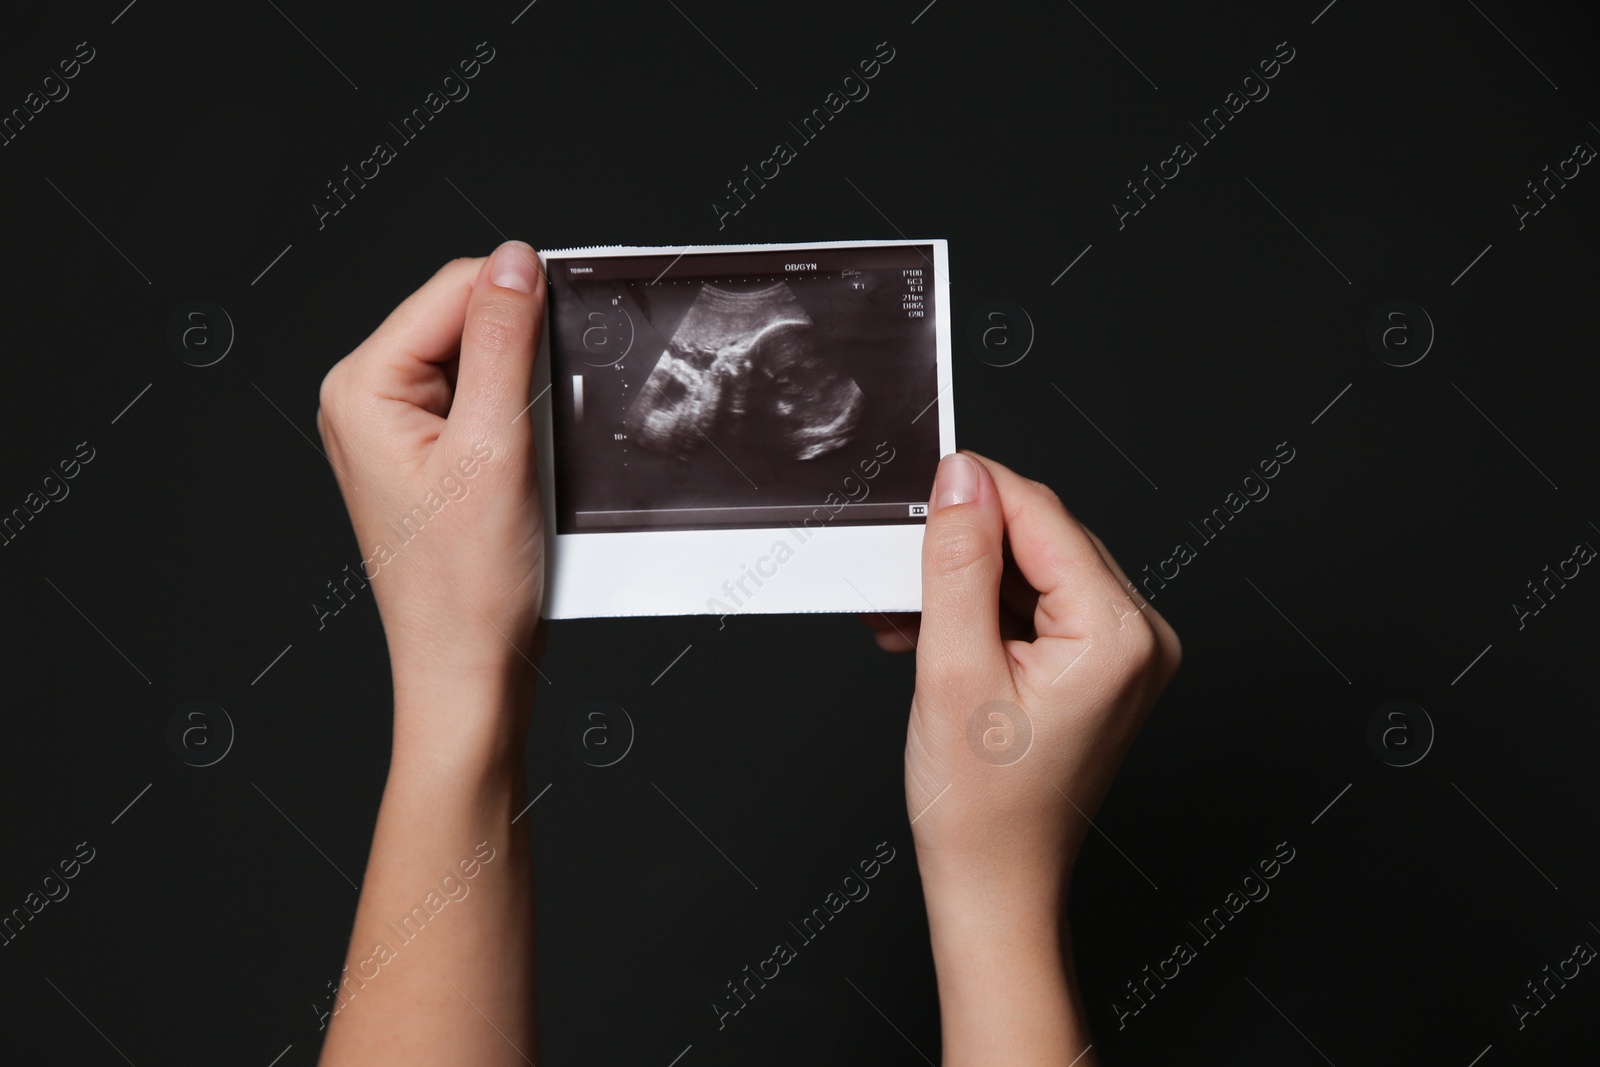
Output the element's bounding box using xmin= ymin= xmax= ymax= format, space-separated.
xmin=890 ymin=449 xmax=1180 ymax=886
xmin=316 ymin=242 xmax=548 ymax=704
xmin=866 ymin=450 xmax=1181 ymax=1065
xmin=315 ymin=243 xmax=546 ymax=1066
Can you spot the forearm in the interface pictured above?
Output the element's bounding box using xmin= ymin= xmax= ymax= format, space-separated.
xmin=320 ymin=669 xmax=536 ymax=1066
xmin=920 ymin=862 xmax=1095 ymax=1067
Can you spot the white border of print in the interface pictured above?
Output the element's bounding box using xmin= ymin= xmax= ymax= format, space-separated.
xmin=533 ymin=239 xmax=954 ymax=620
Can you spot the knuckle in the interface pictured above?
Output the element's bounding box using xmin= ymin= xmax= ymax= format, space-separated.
xmin=1123 ymin=612 xmax=1159 ymax=660
xmin=317 ymin=361 xmax=349 ymax=424
xmin=1124 ymin=604 xmax=1181 ymax=686
xmin=925 ymin=521 xmax=994 ymax=579
xmin=1157 ymin=618 xmax=1183 ymax=677
xmin=465 ymin=299 xmax=528 ymax=355
xmin=1027 ymin=477 xmax=1065 ymax=511
xmin=435 ymin=255 xmax=478 ymax=280
xmin=1104 ymin=601 xmax=1158 ymax=665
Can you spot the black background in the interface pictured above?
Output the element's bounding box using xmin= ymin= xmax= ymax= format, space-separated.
xmin=1 ymin=2 xmax=1597 ymax=1064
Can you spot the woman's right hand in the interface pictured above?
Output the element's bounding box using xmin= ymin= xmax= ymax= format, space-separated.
xmin=865 ymin=450 xmax=1181 ymax=1065
xmin=883 ymin=450 xmax=1181 ymax=889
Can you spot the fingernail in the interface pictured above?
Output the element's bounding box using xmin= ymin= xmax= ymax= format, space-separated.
xmin=489 ymin=240 xmax=538 ymax=293
xmin=933 ymin=453 xmax=978 ymax=510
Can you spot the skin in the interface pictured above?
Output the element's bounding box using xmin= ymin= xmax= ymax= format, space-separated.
xmin=864 ymin=450 xmax=1181 ymax=1066
xmin=316 ymin=245 xmax=546 ymax=1066
xmin=316 ymin=242 xmax=1180 ymax=1066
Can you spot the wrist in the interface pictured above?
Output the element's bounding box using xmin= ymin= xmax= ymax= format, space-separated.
xmin=919 ymin=870 xmax=1081 ymax=1065
xmin=920 ymin=861 xmax=1067 ymax=948
xmin=914 ymin=827 xmax=1072 ymax=908
xmin=387 ymin=626 xmax=540 ymax=690
xmin=390 ymin=663 xmax=534 ymax=779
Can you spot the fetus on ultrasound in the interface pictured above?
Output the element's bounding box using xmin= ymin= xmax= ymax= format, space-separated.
xmin=624 ymin=282 xmax=865 ymax=463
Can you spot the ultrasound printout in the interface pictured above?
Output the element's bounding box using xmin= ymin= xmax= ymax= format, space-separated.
xmin=546 ymin=244 xmax=941 ymax=534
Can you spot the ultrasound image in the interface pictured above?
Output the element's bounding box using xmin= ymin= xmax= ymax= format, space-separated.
xmin=623 ymin=283 xmax=866 ymax=461
xmin=547 ymin=244 xmax=942 ymax=534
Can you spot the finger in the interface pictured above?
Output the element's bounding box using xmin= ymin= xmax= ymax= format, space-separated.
xmin=450 ymin=241 xmax=547 ymax=431
xmin=350 ymin=258 xmax=485 ymax=408
xmin=1079 ymin=524 xmax=1142 ymax=614
xmin=963 ymin=450 xmax=1121 ymax=641
xmin=862 ymin=603 xmax=1030 ymax=648
xmin=875 ymin=627 xmax=917 ymax=653
xmin=1078 ymin=524 xmax=1128 ymax=588
xmin=1082 ymin=524 xmax=1182 ymax=661
xmin=861 ymin=612 xmax=921 ymax=652
xmin=916 ymin=453 xmax=1013 ymax=697
xmin=366 ymin=256 xmax=484 ymax=359
xmin=361 ymin=257 xmax=480 ymax=358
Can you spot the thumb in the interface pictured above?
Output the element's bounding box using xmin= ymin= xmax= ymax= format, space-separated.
xmin=450 ymin=240 xmax=546 ymax=432
xmin=916 ymin=452 xmax=1011 ymax=699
